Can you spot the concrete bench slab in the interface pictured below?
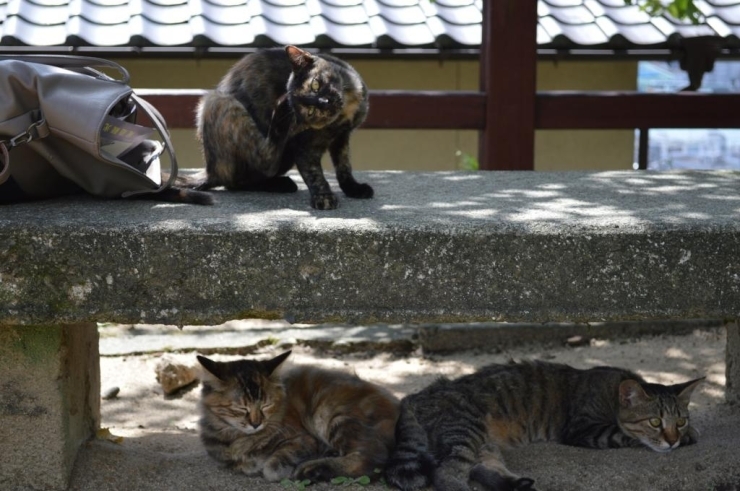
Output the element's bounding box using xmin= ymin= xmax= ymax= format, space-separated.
xmin=1 ymin=170 xmax=739 ymax=326
xmin=1 ymin=170 xmax=739 ymax=490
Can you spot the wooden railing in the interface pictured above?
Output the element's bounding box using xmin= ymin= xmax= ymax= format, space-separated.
xmin=139 ymin=0 xmax=740 ymax=171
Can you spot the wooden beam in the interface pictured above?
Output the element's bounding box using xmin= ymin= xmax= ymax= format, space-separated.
xmin=138 ymin=90 xmax=740 ymax=131
xmin=478 ymin=0 xmax=538 ymax=170
xmin=363 ymin=91 xmax=485 ymax=129
xmin=137 ymin=90 xmax=205 ymax=129
xmin=137 ymin=89 xmax=486 ymax=130
xmin=535 ymin=92 xmax=740 ymax=129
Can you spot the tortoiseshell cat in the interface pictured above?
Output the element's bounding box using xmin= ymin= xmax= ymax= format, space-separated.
xmin=385 ymin=361 xmax=703 ymax=491
xmin=197 ymin=350 xmax=399 ymax=482
xmin=180 ymin=45 xmax=372 ymax=210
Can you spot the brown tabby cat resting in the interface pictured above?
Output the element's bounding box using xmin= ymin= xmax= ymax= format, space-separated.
xmin=385 ymin=361 xmax=703 ymax=491
xmin=180 ymin=45 xmax=372 ymax=210
xmin=197 ymin=351 xmax=399 ymax=483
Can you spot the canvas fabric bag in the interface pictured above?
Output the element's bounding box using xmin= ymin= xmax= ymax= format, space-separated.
xmin=0 ymin=54 xmax=178 ymax=203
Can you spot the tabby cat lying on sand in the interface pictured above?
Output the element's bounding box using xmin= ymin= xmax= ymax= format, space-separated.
xmin=197 ymin=351 xmax=399 ymax=483
xmin=385 ymin=360 xmax=703 ymax=491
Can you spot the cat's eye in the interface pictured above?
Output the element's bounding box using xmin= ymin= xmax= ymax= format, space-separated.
xmin=262 ymin=403 xmax=273 ymax=411
xmin=648 ymin=418 xmax=662 ymax=428
xmin=311 ymin=79 xmax=320 ymax=92
xmin=676 ymin=417 xmax=687 ymax=427
xmin=307 ymin=106 xmax=315 ymax=116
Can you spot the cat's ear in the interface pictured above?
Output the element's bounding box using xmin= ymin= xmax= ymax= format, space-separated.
xmin=619 ymin=379 xmax=651 ymax=408
xmin=197 ymin=355 xmax=227 ymax=381
xmin=674 ymin=377 xmax=705 ymax=406
xmin=263 ymin=350 xmax=292 ymax=375
xmin=285 ymin=46 xmax=314 ymax=71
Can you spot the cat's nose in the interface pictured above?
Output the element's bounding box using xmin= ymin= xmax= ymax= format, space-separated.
xmin=318 ymin=97 xmax=329 ymax=106
xmin=250 ymin=422 xmax=261 ymax=429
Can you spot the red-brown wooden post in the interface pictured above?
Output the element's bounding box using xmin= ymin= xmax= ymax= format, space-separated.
xmin=479 ymin=0 xmax=538 ymax=170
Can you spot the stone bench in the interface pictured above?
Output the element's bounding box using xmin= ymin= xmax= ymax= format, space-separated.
xmin=1 ymin=170 xmax=739 ymax=490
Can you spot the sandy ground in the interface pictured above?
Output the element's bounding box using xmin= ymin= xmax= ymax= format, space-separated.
xmin=69 ymin=327 xmax=740 ymax=491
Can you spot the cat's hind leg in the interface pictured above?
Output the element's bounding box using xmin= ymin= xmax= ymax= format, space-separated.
xmin=385 ymin=400 xmax=436 ymax=491
xmin=198 ymin=92 xmax=287 ymax=188
xmin=432 ymin=444 xmax=476 ymax=491
xmin=262 ymin=433 xmax=322 ymax=482
xmin=225 ymin=176 xmax=298 ymax=193
xmin=294 ymin=420 xmax=390 ymax=482
xmin=468 ymin=444 xmax=537 ymax=491
xmin=294 ymin=452 xmax=369 ymax=483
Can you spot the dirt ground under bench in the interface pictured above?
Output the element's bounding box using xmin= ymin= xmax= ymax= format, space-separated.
xmin=70 ymin=327 xmax=740 ymax=491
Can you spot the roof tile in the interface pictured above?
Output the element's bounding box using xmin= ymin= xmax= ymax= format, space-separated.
xmin=547 ymin=5 xmax=596 ymax=25
xmin=318 ymin=2 xmax=368 ymax=24
xmin=375 ymin=3 xmax=426 ymax=25
xmin=1 ymin=0 xmax=739 ymax=51
xmin=433 ymin=3 xmax=481 ymax=25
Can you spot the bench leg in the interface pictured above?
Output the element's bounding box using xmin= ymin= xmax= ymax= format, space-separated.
xmin=0 ymin=324 xmax=99 ymax=491
xmin=727 ymin=320 xmax=740 ymax=405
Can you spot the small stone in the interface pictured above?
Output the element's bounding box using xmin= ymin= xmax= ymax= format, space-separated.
xmin=566 ymin=335 xmax=590 ymax=347
xmin=155 ymin=357 xmax=199 ymax=395
xmin=102 ymin=387 xmax=120 ymax=400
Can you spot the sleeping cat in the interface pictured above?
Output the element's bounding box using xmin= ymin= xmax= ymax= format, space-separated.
xmin=197 ymin=350 xmax=399 ymax=482
xmin=180 ymin=45 xmax=372 ymax=210
xmin=385 ymin=361 xmax=703 ymax=491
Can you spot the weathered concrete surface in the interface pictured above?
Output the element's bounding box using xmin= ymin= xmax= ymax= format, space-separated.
xmin=418 ymin=319 xmax=723 ymax=353
xmin=0 ymin=324 xmax=99 ymax=491
xmin=1 ymin=171 xmax=739 ymax=326
xmin=727 ymin=321 xmax=740 ymax=405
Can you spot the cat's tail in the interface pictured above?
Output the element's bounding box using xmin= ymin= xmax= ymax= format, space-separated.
xmin=142 ymin=186 xmax=214 ymax=205
xmin=170 ymin=170 xmax=216 ymax=191
xmin=384 ymin=399 xmax=436 ymax=491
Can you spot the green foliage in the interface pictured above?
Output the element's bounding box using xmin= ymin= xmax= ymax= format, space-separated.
xmin=430 ymin=0 xmax=703 ymax=24
xmin=280 ymin=474 xmax=376 ymax=489
xmin=456 ymin=151 xmax=479 ymax=171
xmin=330 ymin=475 xmax=372 ymax=486
xmin=281 ymin=478 xmax=312 ymax=490
xmin=623 ymin=0 xmax=703 ymax=24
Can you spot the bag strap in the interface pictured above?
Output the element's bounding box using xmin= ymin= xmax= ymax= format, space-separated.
xmin=0 ymin=54 xmax=130 ymax=84
xmin=122 ymin=93 xmax=178 ymax=197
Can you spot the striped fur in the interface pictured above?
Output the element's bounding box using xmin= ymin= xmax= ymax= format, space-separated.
xmin=197 ymin=351 xmax=399 ymax=483
xmin=385 ymin=361 xmax=703 ymax=491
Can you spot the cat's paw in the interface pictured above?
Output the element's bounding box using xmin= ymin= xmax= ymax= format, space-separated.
xmin=262 ymin=463 xmax=295 ymax=482
xmin=512 ymin=478 xmax=537 ymax=490
xmin=469 ymin=465 xmax=537 ymax=491
xmin=341 ymin=182 xmax=374 ymax=199
xmin=432 ymin=471 xmax=471 ymax=491
xmin=310 ymin=193 xmax=339 ymax=210
xmin=681 ymin=426 xmax=699 ymax=446
xmin=295 ymin=460 xmax=334 ymax=482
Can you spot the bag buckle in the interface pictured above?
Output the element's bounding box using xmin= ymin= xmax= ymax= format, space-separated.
xmin=5 ymin=119 xmax=47 ymax=148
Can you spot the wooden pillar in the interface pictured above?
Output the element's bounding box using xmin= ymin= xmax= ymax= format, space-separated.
xmin=479 ymin=0 xmax=538 ymax=170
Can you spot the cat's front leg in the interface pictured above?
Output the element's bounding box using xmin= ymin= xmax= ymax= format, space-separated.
xmin=681 ymin=426 xmax=699 ymax=446
xmin=294 ymin=152 xmax=338 ymax=210
xmin=329 ymin=132 xmax=373 ymax=200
